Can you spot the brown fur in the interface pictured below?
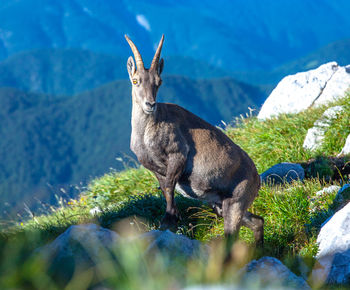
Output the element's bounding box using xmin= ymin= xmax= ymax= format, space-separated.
xmin=126 ymin=35 xmax=264 ymax=246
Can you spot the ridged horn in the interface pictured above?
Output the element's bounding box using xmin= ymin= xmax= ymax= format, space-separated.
xmin=150 ymin=35 xmax=164 ymax=71
xmin=125 ymin=34 xmax=144 ymax=71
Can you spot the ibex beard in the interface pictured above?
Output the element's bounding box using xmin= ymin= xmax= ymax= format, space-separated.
xmin=125 ymin=34 xmax=264 ymax=255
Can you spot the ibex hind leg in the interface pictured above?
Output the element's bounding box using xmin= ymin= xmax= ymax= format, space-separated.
xmin=242 ymin=211 xmax=264 ymax=246
xmin=222 ymin=198 xmax=245 ymax=255
xmin=214 ymin=203 xmax=263 ymax=245
xmin=221 ymin=197 xmax=251 ymax=265
xmin=217 ymin=200 xmax=264 ymax=246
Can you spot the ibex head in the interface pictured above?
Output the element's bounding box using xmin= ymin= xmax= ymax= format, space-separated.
xmin=125 ymin=35 xmax=164 ymax=114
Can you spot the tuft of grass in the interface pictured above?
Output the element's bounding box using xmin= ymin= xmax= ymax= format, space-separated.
xmin=320 ymin=93 xmax=350 ymax=155
xmin=226 ymin=92 xmax=350 ymax=174
xmin=226 ymin=107 xmax=326 ymax=173
xmin=252 ymin=180 xmax=323 ymax=257
xmin=85 ymin=167 xmax=159 ymax=207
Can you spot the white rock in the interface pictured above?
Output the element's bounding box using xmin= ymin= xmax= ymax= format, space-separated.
xmin=303 ymin=106 xmax=344 ymax=151
xmin=89 ymin=206 xmax=102 ymax=215
xmin=312 ymin=202 xmax=350 ymax=284
xmin=258 ymin=62 xmax=338 ymax=119
xmin=338 ymin=134 xmax=350 ymax=156
xmin=303 ymin=126 xmax=324 ymax=151
xmin=319 ymin=105 xmax=344 ymax=120
xmin=258 ymin=62 xmax=350 ymax=120
xmin=315 ymin=65 xmax=350 ymax=106
xmin=315 ymin=185 xmax=341 ymax=196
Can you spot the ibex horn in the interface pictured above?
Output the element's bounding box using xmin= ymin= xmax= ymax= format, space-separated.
xmin=150 ymin=35 xmax=164 ymax=71
xmin=125 ymin=34 xmax=145 ymax=71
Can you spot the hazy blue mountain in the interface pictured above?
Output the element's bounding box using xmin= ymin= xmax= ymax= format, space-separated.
xmin=1 ymin=37 xmax=349 ymax=97
xmin=268 ymin=38 xmax=350 ymax=82
xmin=0 ymin=0 xmax=349 ymax=71
xmin=0 ymin=49 xmax=230 ymax=96
xmin=231 ymin=38 xmax=350 ymax=85
xmin=0 ymin=76 xmax=266 ymax=217
xmin=0 ymin=49 xmax=126 ymax=95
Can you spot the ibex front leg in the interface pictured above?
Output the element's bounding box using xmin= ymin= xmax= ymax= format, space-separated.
xmin=157 ymin=152 xmax=186 ymax=231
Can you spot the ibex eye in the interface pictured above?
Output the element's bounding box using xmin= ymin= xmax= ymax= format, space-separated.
xmin=132 ymin=79 xmax=138 ymax=85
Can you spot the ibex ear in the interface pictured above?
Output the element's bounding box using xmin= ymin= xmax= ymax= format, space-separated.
xmin=127 ymin=56 xmax=136 ymax=79
xmin=158 ymin=58 xmax=164 ymax=75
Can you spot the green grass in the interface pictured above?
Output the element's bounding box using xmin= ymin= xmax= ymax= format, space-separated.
xmin=0 ymin=175 xmax=341 ymax=289
xmin=1 ymin=93 xmax=350 ymax=288
xmin=226 ymin=108 xmax=323 ymax=173
xmin=226 ymin=92 xmax=350 ymax=173
xmin=84 ymin=167 xmax=160 ymax=208
xmin=319 ymin=95 xmax=350 ymax=155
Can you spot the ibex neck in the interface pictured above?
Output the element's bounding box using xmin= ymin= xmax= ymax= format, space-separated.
xmin=131 ymin=98 xmax=157 ymax=138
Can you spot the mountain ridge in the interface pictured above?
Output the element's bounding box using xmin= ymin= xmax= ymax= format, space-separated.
xmin=231 ymin=38 xmax=350 ymax=85
xmin=0 ymin=0 xmax=350 ymax=71
xmin=0 ymin=49 xmax=232 ymax=96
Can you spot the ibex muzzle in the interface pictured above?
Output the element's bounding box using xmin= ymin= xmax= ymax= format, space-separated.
xmin=125 ymin=34 xmax=264 ymax=250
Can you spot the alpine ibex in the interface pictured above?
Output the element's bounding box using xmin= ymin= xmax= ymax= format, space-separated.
xmin=125 ymin=35 xmax=264 ymax=246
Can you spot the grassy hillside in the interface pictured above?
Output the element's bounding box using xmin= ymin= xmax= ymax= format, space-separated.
xmin=0 ymin=76 xmax=266 ymax=218
xmin=1 ymin=92 xmax=349 ymax=288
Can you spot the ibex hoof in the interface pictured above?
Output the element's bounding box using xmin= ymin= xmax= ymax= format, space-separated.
xmin=160 ymin=213 xmax=179 ymax=232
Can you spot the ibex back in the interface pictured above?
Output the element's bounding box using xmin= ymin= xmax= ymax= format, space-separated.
xmin=125 ymin=35 xmax=264 ymax=246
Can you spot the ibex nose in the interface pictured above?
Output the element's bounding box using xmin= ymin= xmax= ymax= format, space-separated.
xmin=145 ymin=102 xmax=156 ymax=110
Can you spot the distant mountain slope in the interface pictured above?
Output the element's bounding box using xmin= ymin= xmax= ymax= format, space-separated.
xmin=232 ymin=38 xmax=350 ymax=85
xmin=270 ymin=38 xmax=350 ymax=81
xmin=0 ymin=76 xmax=266 ymax=216
xmin=0 ymin=0 xmax=349 ymax=71
xmin=0 ymin=50 xmax=125 ymax=95
xmin=1 ymin=40 xmax=348 ymax=99
xmin=0 ymin=49 xmax=230 ymax=95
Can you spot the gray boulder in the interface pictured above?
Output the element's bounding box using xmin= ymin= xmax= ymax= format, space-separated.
xmin=138 ymin=230 xmax=206 ymax=260
xmin=241 ymin=256 xmax=310 ymax=289
xmin=39 ymin=224 xmax=119 ymax=282
xmin=39 ymin=224 xmax=208 ymax=286
xmin=41 ymin=223 xmax=119 ymax=261
xmin=312 ymin=201 xmax=350 ymax=284
xmin=260 ymin=162 xmax=305 ymax=184
xmin=303 ymin=106 xmax=344 ymax=151
xmin=186 ymin=257 xmax=310 ymax=289
xmin=258 ymin=62 xmax=350 ymax=120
